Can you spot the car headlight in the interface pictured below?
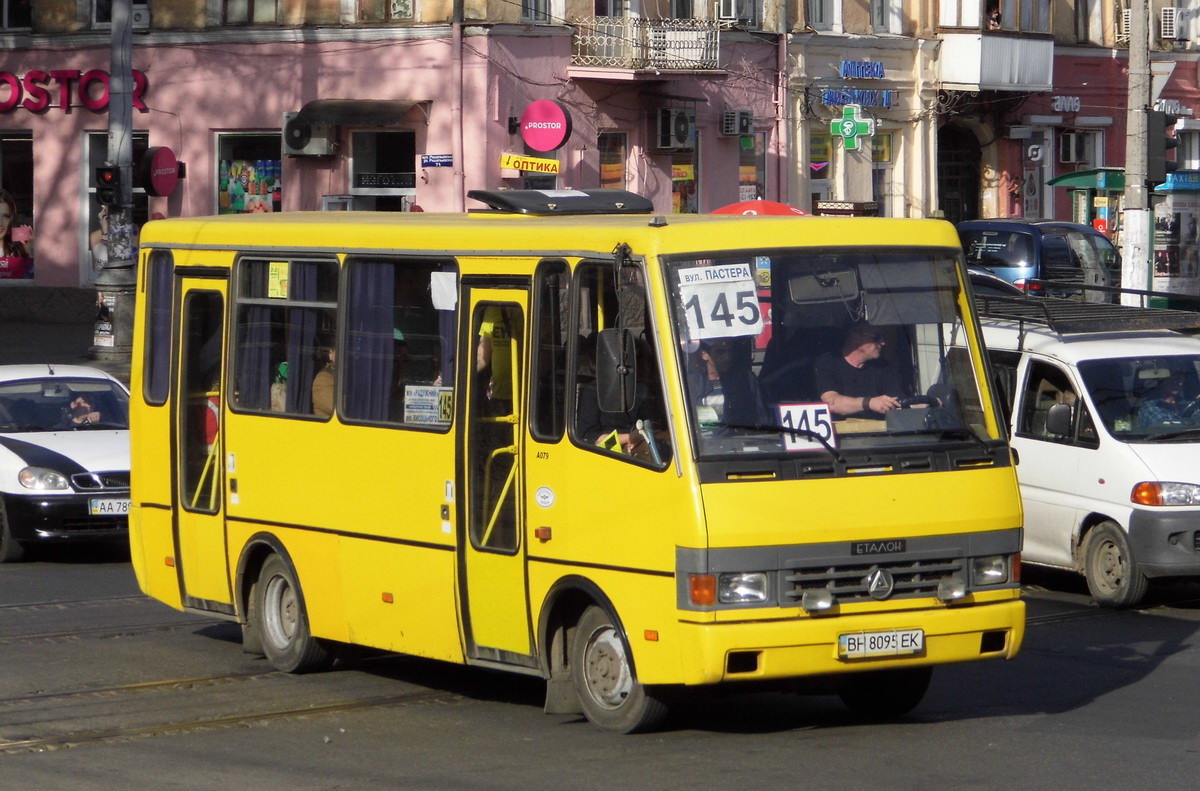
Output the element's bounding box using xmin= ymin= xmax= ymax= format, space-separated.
xmin=718 ymin=572 xmax=768 ymax=604
xmin=971 ymin=555 xmax=1009 ymax=585
xmin=18 ymin=466 xmax=70 ymax=490
xmin=1132 ymin=481 xmax=1200 ymax=506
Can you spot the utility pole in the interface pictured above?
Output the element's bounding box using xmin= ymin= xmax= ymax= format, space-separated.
xmin=1121 ymin=0 xmax=1151 ymax=307
xmin=91 ymin=0 xmax=136 ymax=362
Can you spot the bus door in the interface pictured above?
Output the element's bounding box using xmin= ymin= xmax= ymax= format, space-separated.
xmin=172 ymin=279 xmax=232 ymax=610
xmin=460 ymin=288 xmax=532 ymax=660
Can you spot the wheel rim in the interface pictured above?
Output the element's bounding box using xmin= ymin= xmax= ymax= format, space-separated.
xmin=581 ymin=625 xmax=633 ymax=710
xmin=1094 ymin=538 xmax=1125 ymax=595
xmin=262 ymin=573 xmax=298 ymax=649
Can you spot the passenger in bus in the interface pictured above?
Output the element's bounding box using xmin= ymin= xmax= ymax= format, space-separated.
xmin=477 ymin=306 xmax=513 ymax=411
xmin=576 ymin=335 xmax=666 ymax=458
xmin=814 ymin=322 xmax=907 ymax=420
xmin=312 ymin=346 xmax=335 ymax=418
xmin=688 ymin=336 xmax=769 ymax=427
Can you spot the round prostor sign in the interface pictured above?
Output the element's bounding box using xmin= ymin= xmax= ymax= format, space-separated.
xmin=519 ymin=100 xmax=572 ymax=152
xmin=140 ymin=146 xmax=179 ymax=197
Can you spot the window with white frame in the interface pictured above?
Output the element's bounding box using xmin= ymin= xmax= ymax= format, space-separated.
xmin=871 ymin=0 xmax=902 ymax=33
xmin=523 ymin=0 xmax=550 ymax=23
xmin=1178 ymin=130 xmax=1200 ymax=171
xmin=807 ymin=0 xmax=833 ymax=30
xmin=93 ymin=0 xmax=148 ymax=27
xmin=718 ymin=0 xmax=759 ymax=27
xmin=941 ymin=0 xmax=1049 ymax=31
xmin=670 ymin=0 xmax=692 ymax=18
xmin=1060 ymin=129 xmax=1104 ymax=170
xmin=224 ymin=0 xmax=277 ymax=24
xmin=1074 ymin=0 xmax=1102 ymax=42
xmin=360 ymin=0 xmax=415 ymax=22
xmin=2 ymin=0 xmax=30 ymax=30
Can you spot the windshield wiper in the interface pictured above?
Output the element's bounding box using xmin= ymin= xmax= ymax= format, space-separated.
xmin=0 ymin=424 xmax=43 ymax=433
xmin=708 ymin=421 xmax=845 ymax=464
xmin=1142 ymin=427 xmax=1200 ymax=442
xmin=926 ymin=427 xmax=993 ymax=454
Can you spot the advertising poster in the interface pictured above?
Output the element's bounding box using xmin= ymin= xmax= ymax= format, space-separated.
xmin=0 ymin=187 xmax=33 ymax=279
xmin=1152 ymin=192 xmax=1200 ymax=295
xmin=218 ymin=159 xmax=281 ymax=214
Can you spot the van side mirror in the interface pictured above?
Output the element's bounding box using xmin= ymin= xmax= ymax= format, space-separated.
xmin=596 ymin=328 xmax=636 ymax=414
xmin=1046 ymin=402 xmax=1073 ymax=437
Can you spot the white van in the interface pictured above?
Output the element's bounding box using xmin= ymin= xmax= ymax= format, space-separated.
xmin=977 ymin=297 xmax=1200 ymax=607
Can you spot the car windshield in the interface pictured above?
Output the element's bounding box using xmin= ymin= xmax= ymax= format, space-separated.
xmin=0 ymin=377 xmax=129 ymax=432
xmin=1078 ymin=355 xmax=1200 ymax=442
xmin=962 ymin=230 xmax=1035 ymax=270
xmin=663 ymin=247 xmax=994 ymax=459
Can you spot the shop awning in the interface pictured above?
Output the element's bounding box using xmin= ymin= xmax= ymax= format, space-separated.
xmin=1046 ymin=168 xmax=1125 ymax=191
xmin=293 ymin=99 xmax=431 ymax=127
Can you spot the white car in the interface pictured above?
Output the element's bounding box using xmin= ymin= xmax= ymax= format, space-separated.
xmin=977 ymin=297 xmax=1200 ymax=607
xmin=0 ymin=364 xmax=131 ymax=562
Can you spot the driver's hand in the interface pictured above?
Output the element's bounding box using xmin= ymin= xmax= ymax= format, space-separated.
xmin=869 ymin=395 xmax=902 ymax=413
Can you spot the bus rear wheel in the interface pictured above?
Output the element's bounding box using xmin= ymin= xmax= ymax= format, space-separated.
xmin=570 ymin=605 xmax=668 ymax=733
xmin=837 ymin=666 xmax=932 ymax=720
xmin=256 ymin=553 xmax=332 ymax=673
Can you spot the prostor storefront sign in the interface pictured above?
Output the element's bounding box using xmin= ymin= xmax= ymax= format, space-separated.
xmin=0 ymin=69 xmax=149 ymax=113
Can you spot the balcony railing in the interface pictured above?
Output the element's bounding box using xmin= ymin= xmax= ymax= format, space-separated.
xmin=571 ymin=17 xmax=721 ymax=71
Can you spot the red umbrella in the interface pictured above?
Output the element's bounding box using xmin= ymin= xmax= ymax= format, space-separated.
xmin=711 ymin=200 xmax=809 ymax=216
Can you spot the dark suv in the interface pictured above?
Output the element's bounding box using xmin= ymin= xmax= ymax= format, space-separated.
xmin=958 ymin=219 xmax=1120 ymax=298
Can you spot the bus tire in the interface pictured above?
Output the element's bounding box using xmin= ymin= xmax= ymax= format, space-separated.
xmin=838 ymin=666 xmax=932 ymax=720
xmin=1084 ymin=521 xmax=1148 ymax=608
xmin=256 ymin=553 xmax=332 ymax=673
xmin=0 ymin=502 xmax=25 ymax=563
xmin=570 ymin=605 xmax=668 ymax=733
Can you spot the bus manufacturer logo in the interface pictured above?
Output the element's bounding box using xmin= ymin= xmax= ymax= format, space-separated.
xmin=851 ymin=539 xmax=906 ymax=555
xmin=865 ymin=568 xmax=895 ymax=600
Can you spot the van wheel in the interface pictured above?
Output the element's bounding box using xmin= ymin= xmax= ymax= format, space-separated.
xmin=256 ymin=553 xmax=332 ymax=673
xmin=838 ymin=666 xmax=932 ymax=719
xmin=0 ymin=503 xmax=25 ymax=563
xmin=570 ymin=606 xmax=668 ymax=733
xmin=1085 ymin=521 xmax=1148 ymax=608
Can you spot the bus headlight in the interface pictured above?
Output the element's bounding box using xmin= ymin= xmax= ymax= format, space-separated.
xmin=971 ymin=555 xmax=1009 ymax=586
xmin=1132 ymin=481 xmax=1200 ymax=506
xmin=18 ymin=466 xmax=70 ymax=490
xmin=718 ymin=572 xmax=768 ymax=604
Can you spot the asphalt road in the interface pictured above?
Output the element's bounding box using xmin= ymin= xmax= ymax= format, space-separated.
xmin=2 ymin=549 xmax=1200 ymax=790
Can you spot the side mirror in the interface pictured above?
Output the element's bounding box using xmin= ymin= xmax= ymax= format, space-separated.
xmin=1046 ymin=402 xmax=1073 ymax=437
xmin=596 ymin=328 xmax=636 ymax=414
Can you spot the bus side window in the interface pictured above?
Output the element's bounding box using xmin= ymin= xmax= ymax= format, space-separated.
xmin=341 ymin=257 xmax=458 ymax=429
xmin=233 ymin=257 xmax=338 ymax=418
xmin=531 ymin=260 xmax=569 ymax=441
xmin=569 ymin=262 xmax=671 ymax=466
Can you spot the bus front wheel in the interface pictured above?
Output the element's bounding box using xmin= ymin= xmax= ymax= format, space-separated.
xmin=837 ymin=666 xmax=932 ymax=720
xmin=256 ymin=553 xmax=332 ymax=673
xmin=570 ymin=605 xmax=668 ymax=733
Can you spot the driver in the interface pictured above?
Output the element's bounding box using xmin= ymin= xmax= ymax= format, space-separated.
xmin=59 ymin=391 xmax=102 ymax=427
xmin=814 ymin=322 xmax=907 ymax=419
xmin=1138 ymin=375 xmax=1193 ymax=426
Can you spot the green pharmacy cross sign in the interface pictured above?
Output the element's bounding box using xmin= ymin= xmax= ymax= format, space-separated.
xmin=830 ymin=104 xmax=875 ymax=151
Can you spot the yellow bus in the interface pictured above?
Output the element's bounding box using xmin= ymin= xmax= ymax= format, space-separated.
xmin=129 ymin=189 xmax=1023 ymax=732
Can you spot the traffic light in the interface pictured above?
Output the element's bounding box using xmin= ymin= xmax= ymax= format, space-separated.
xmin=95 ymin=166 xmax=120 ymax=206
xmin=1147 ymin=110 xmax=1179 ymax=185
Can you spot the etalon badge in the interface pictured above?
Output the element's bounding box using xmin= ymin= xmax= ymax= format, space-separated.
xmin=865 ymin=568 xmax=895 ymax=600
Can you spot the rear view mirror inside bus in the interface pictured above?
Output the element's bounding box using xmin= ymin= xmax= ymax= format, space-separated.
xmin=596 ymin=327 xmax=636 ymax=415
xmin=787 ymin=268 xmax=859 ymax=304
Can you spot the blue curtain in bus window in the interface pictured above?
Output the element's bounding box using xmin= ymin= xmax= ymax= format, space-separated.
xmin=237 ymin=266 xmax=272 ymax=410
xmin=344 ymin=261 xmax=394 ymax=422
xmin=285 ymin=261 xmax=318 ymax=413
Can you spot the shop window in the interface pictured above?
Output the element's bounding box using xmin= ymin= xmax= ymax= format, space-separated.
xmin=738 ymin=132 xmax=767 ymax=203
xmin=598 ymin=131 xmax=627 ymax=190
xmin=232 ymin=258 xmax=339 ymax=418
xmin=340 ymin=257 xmax=457 ymax=429
xmin=809 ymin=130 xmax=833 ymax=181
xmin=671 ymin=149 xmax=698 ymax=214
xmin=2 ymin=0 xmax=30 ymax=29
xmin=224 ymin=0 xmax=277 ymax=24
xmin=218 ymin=134 xmax=282 ymax=215
xmin=351 ymin=131 xmax=417 ymax=211
xmin=86 ymin=131 xmax=148 ymax=281
xmin=93 ymin=0 xmax=148 ymax=27
xmin=871 ymin=0 xmax=902 ymax=33
xmin=0 ymin=133 xmax=32 ymax=281
xmin=872 ymin=133 xmax=895 ymax=217
xmin=360 ymin=0 xmax=416 ymax=21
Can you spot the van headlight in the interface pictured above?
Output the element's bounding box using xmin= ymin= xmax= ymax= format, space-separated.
xmin=718 ymin=572 xmax=768 ymax=603
xmin=971 ymin=555 xmax=1009 ymax=585
xmin=18 ymin=466 xmax=70 ymax=490
xmin=1131 ymin=481 xmax=1200 ymax=506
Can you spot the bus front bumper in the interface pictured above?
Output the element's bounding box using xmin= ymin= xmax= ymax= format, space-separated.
xmin=665 ymin=599 xmax=1025 ymax=686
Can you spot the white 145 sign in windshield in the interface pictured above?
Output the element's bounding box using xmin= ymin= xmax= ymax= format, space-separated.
xmin=677 ymin=263 xmax=764 ymax=341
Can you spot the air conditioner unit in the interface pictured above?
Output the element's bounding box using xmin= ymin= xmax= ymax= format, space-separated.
xmin=283 ymin=112 xmax=334 ymax=157
xmin=1162 ymin=6 xmax=1184 ymax=40
xmin=1060 ymin=131 xmax=1087 ymax=164
xmin=721 ymin=110 xmax=755 ymax=136
xmin=717 ymin=0 xmax=738 ymax=21
xmin=1118 ymin=8 xmax=1130 ymax=43
xmin=657 ymin=108 xmax=696 ymax=150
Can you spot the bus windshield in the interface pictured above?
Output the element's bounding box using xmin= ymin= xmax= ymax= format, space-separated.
xmin=664 ymin=247 xmax=990 ymax=459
